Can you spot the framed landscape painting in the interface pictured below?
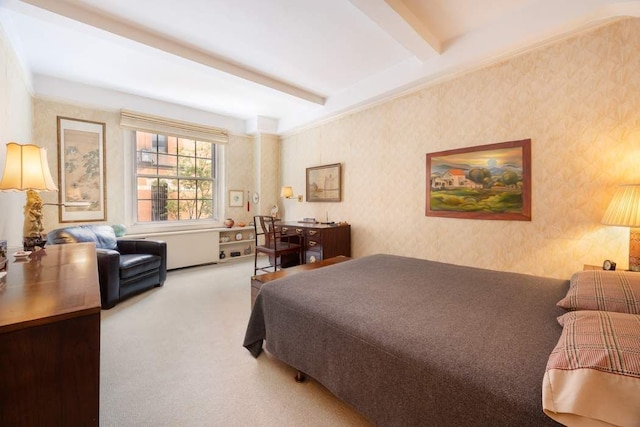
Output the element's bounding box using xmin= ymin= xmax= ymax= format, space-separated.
xmin=306 ymin=163 xmax=342 ymax=202
xmin=426 ymin=139 xmax=531 ymax=221
xmin=57 ymin=117 xmax=107 ymax=222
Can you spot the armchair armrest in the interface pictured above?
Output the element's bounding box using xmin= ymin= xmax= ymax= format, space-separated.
xmin=116 ymin=239 xmax=167 ymax=284
xmin=96 ymin=248 xmax=120 ymax=309
xmin=117 ymin=239 xmax=165 ymax=255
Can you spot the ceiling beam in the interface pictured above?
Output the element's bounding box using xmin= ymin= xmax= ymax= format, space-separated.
xmin=18 ymin=0 xmax=326 ymax=105
xmin=384 ymin=0 xmax=442 ymax=54
xmin=349 ymin=0 xmax=441 ymax=61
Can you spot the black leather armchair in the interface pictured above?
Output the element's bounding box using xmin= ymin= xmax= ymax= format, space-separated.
xmin=47 ymin=225 xmax=167 ymax=309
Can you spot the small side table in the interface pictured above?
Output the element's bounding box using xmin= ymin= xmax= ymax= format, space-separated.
xmin=583 ymin=265 xmax=602 ymax=271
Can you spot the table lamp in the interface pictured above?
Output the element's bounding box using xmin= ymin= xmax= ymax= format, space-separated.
xmin=0 ymin=142 xmax=58 ymax=251
xmin=601 ymin=184 xmax=640 ymax=272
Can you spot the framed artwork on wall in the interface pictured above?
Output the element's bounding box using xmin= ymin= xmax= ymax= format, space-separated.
xmin=57 ymin=117 xmax=107 ymax=222
xmin=426 ymin=139 xmax=531 ymax=221
xmin=306 ymin=163 xmax=342 ymax=202
xmin=228 ymin=189 xmax=244 ymax=207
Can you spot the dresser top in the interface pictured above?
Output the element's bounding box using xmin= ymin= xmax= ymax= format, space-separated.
xmin=0 ymin=242 xmax=101 ymax=333
xmin=278 ymin=221 xmax=350 ymax=230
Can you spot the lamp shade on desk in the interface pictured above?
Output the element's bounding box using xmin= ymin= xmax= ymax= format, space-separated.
xmin=0 ymin=142 xmax=58 ymax=192
xmin=602 ymin=184 xmax=640 ymax=271
xmin=0 ymin=142 xmax=58 ymax=250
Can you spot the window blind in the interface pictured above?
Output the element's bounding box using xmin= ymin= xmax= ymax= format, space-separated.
xmin=120 ymin=110 xmax=228 ymax=144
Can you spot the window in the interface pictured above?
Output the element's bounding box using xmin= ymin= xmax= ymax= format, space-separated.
xmin=152 ymin=134 xmax=168 ymax=153
xmin=135 ymin=131 xmax=217 ymax=223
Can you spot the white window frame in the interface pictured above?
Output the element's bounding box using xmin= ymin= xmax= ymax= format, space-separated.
xmin=124 ymin=130 xmax=225 ymax=234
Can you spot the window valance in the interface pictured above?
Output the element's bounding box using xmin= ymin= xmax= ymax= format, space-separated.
xmin=120 ymin=110 xmax=228 ymax=144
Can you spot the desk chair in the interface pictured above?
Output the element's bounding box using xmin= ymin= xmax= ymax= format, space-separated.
xmin=253 ymin=215 xmax=302 ymax=275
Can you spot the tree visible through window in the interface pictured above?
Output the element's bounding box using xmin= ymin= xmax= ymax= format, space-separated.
xmin=135 ymin=131 xmax=217 ymax=222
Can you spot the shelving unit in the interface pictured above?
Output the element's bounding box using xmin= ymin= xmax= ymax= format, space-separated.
xmin=218 ymin=226 xmax=255 ymax=262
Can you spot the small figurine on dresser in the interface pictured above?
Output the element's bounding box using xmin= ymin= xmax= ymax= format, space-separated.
xmin=0 ymin=239 xmax=6 ymax=271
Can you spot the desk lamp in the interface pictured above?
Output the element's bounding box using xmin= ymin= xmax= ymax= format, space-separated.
xmin=602 ymin=184 xmax=640 ymax=272
xmin=0 ymin=142 xmax=58 ymax=251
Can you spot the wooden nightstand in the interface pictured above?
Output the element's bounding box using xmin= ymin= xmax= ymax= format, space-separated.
xmin=583 ymin=264 xmax=602 ymax=271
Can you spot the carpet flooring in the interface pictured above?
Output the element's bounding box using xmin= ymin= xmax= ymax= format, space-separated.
xmin=100 ymin=259 xmax=371 ymax=426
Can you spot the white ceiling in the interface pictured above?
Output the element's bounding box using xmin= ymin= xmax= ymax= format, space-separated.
xmin=0 ymin=0 xmax=639 ymax=134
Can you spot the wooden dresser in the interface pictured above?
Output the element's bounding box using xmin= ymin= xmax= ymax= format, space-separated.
xmin=277 ymin=222 xmax=351 ymax=264
xmin=0 ymin=242 xmax=101 ymax=426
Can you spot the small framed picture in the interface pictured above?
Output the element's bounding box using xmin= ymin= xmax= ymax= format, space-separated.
xmin=228 ymin=190 xmax=244 ymax=207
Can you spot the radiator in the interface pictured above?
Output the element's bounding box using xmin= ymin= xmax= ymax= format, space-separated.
xmin=128 ymin=229 xmax=220 ymax=270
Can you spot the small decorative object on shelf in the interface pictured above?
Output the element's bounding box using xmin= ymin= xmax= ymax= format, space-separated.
xmin=237 ymin=221 xmax=246 ymax=227
xmin=270 ymin=205 xmax=278 ymax=218
xmin=224 ymin=218 xmax=235 ymax=228
xmin=111 ymin=224 xmax=126 ymax=237
xmin=219 ymin=226 xmax=255 ymax=259
xmin=219 ymin=251 xmax=226 ymax=259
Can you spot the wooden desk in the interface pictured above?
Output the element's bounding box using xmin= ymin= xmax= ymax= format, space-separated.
xmin=277 ymin=222 xmax=351 ymax=264
xmin=251 ymin=255 xmax=352 ymax=307
xmin=0 ymin=242 xmax=101 ymax=426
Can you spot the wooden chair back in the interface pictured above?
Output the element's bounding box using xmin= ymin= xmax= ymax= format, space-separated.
xmin=254 ymin=215 xmax=278 ymax=248
xmin=253 ymin=215 xmax=302 ymax=274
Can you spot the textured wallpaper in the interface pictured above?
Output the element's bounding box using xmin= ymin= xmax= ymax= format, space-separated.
xmin=32 ymin=100 xmax=257 ymax=232
xmin=280 ymin=18 xmax=640 ymax=279
xmin=0 ymin=27 xmax=33 ymax=250
xmin=32 ymin=100 xmax=121 ymax=233
xmin=225 ymin=133 xmax=255 ymax=224
xmin=254 ymin=133 xmax=280 ymax=217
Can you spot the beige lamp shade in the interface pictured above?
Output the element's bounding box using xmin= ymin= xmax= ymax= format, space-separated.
xmin=601 ymin=184 xmax=640 ymax=227
xmin=0 ymin=142 xmax=58 ymax=192
xmin=602 ymin=184 xmax=640 ymax=272
xmin=280 ymin=186 xmax=294 ymax=198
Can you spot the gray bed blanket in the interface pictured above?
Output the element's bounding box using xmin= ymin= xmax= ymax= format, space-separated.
xmin=244 ymin=254 xmax=568 ymax=426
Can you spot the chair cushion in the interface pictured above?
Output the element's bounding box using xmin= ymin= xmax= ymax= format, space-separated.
xmin=120 ymin=253 xmax=162 ymax=279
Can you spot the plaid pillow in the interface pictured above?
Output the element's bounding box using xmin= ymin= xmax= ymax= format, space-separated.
xmin=543 ymin=311 xmax=640 ymax=426
xmin=557 ymin=270 xmax=640 ymax=314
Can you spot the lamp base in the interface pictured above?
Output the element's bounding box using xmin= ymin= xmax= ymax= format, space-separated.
xmin=23 ymin=235 xmax=46 ymax=252
xmin=630 ymin=228 xmax=640 ymax=272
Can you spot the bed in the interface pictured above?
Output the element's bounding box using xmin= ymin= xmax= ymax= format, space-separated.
xmin=244 ymin=254 xmax=570 ymax=425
